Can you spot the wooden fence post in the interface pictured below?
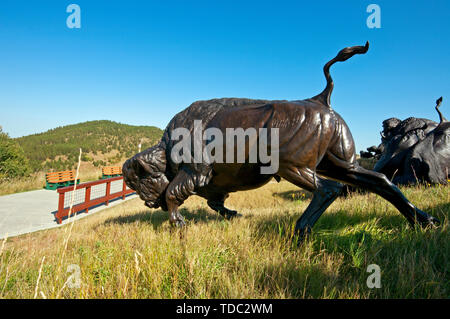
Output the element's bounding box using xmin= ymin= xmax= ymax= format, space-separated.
xmin=122 ymin=180 xmax=127 ymax=200
xmin=57 ymin=191 xmax=65 ymax=224
xmin=105 ymin=180 xmax=111 ymax=206
xmin=85 ymin=186 xmax=91 ymax=213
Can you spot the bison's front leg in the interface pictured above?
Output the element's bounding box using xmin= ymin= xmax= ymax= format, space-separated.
xmin=165 ymin=188 xmax=185 ymax=227
xmin=167 ymin=203 xmax=186 ymax=227
xmin=164 ymin=169 xmax=197 ymax=228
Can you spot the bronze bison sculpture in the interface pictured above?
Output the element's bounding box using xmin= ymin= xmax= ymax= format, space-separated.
xmin=123 ymin=42 xmax=440 ymax=240
xmin=363 ymin=97 xmax=449 ymax=185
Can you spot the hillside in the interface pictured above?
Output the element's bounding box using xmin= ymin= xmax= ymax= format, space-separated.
xmin=15 ymin=120 xmax=163 ymax=172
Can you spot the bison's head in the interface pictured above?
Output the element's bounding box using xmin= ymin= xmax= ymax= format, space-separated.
xmin=380 ymin=117 xmax=401 ymax=143
xmin=375 ymin=116 xmax=439 ymax=178
xmin=374 ymin=129 xmax=426 ymax=178
xmin=122 ymin=144 xmax=170 ymax=211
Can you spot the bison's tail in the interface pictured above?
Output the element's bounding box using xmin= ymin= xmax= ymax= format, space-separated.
xmin=122 ymin=143 xmax=170 ymax=210
xmin=435 ymin=97 xmax=446 ymax=123
xmin=311 ymin=41 xmax=369 ymax=108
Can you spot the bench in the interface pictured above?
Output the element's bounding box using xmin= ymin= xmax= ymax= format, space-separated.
xmin=102 ymin=166 xmax=122 ymax=179
xmin=45 ymin=170 xmax=80 ymax=190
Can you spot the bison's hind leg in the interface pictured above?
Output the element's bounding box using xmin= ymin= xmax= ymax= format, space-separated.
xmin=295 ymin=179 xmax=343 ymax=240
xmin=279 ymin=166 xmax=343 ymax=241
xmin=319 ymin=159 xmax=440 ymax=228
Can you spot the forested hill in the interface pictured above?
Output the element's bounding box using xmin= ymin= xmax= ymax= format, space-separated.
xmin=15 ymin=120 xmax=163 ymax=172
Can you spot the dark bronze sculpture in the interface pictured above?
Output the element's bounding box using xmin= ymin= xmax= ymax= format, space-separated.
xmin=366 ymin=97 xmax=449 ymax=185
xmin=123 ymin=42 xmax=440 ymax=240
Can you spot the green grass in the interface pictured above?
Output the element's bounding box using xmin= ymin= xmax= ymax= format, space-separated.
xmin=0 ymin=181 xmax=448 ymax=298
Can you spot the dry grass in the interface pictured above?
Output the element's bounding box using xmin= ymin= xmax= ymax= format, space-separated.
xmin=0 ymin=173 xmax=45 ymax=196
xmin=0 ymin=181 xmax=448 ymax=298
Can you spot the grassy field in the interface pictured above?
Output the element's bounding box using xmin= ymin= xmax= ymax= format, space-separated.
xmin=0 ymin=181 xmax=448 ymax=299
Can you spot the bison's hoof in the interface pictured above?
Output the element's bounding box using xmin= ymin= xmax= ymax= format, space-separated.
xmin=170 ymin=215 xmax=186 ymax=228
xmin=415 ymin=208 xmax=441 ymax=229
xmin=175 ymin=217 xmax=186 ymax=228
xmin=426 ymin=216 xmax=441 ymax=228
xmin=417 ymin=215 xmax=440 ymax=229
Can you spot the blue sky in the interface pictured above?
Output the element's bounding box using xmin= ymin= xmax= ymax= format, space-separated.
xmin=0 ymin=0 xmax=449 ymax=152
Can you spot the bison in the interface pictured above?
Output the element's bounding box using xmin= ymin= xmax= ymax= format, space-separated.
xmin=123 ymin=42 xmax=440 ymax=240
xmin=373 ymin=97 xmax=449 ymax=185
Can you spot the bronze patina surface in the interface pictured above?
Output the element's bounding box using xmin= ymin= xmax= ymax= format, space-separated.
xmin=123 ymin=42 xmax=440 ymax=240
xmin=363 ymin=97 xmax=449 ymax=185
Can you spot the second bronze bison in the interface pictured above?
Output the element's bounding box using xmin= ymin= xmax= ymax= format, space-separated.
xmin=363 ymin=97 xmax=449 ymax=185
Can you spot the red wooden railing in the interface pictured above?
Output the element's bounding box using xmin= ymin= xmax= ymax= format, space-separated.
xmin=56 ymin=176 xmax=135 ymax=224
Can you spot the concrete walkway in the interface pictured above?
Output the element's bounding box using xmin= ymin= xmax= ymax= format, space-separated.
xmin=0 ymin=188 xmax=137 ymax=239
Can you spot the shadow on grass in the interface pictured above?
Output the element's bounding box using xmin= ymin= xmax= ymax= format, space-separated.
xmin=251 ymin=208 xmax=405 ymax=241
xmin=103 ymin=207 xmax=223 ymax=231
xmin=103 ymin=194 xmax=448 ymax=239
xmin=252 ymin=202 xmax=449 ymax=298
xmin=251 ymin=201 xmax=449 ymax=253
xmin=101 ymin=199 xmax=448 ymax=298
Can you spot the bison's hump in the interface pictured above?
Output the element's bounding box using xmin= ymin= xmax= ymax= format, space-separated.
xmin=159 ymin=97 xmax=286 ymax=181
xmin=161 ymin=97 xmax=287 ymax=146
